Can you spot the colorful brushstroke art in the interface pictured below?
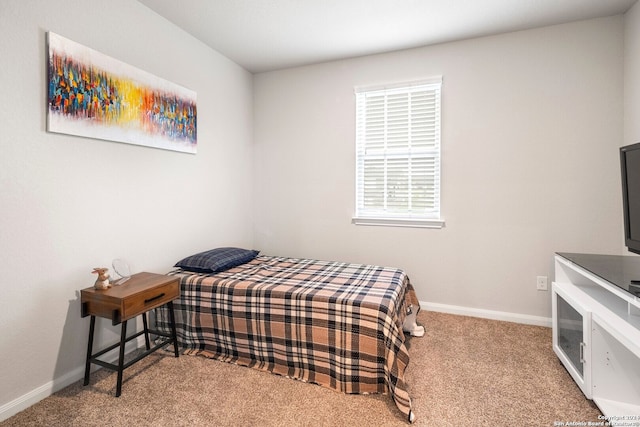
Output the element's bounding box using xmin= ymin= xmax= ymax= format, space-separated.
xmin=47 ymin=32 xmax=197 ymax=153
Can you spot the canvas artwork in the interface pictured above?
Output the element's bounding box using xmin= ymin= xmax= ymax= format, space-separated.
xmin=47 ymin=32 xmax=197 ymax=154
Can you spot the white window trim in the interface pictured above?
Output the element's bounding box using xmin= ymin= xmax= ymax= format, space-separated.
xmin=352 ymin=77 xmax=444 ymax=229
xmin=351 ymin=216 xmax=445 ymax=229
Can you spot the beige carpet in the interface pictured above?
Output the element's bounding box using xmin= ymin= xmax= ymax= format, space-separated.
xmin=1 ymin=311 xmax=601 ymax=426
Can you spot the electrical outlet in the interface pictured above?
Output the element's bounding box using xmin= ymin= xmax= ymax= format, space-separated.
xmin=536 ymin=276 xmax=548 ymax=291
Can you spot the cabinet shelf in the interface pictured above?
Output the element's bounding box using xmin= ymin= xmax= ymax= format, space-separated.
xmin=593 ymin=398 xmax=640 ymax=422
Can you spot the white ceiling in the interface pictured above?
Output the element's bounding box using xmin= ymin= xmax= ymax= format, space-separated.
xmin=138 ymin=0 xmax=637 ymax=73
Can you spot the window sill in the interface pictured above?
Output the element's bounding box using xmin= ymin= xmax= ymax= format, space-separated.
xmin=351 ymin=217 xmax=445 ymax=229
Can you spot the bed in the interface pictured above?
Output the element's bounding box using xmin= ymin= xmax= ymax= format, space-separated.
xmin=155 ymin=248 xmax=422 ymax=422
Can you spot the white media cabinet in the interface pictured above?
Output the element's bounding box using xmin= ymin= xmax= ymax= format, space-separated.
xmin=553 ymin=253 xmax=640 ymax=418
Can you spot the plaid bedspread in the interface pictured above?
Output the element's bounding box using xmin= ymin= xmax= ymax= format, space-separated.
xmin=156 ymin=255 xmax=420 ymax=421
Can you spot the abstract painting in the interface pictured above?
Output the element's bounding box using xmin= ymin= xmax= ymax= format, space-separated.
xmin=47 ymin=32 xmax=197 ymax=154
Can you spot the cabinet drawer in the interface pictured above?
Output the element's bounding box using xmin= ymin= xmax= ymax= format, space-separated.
xmin=121 ymin=279 xmax=179 ymax=321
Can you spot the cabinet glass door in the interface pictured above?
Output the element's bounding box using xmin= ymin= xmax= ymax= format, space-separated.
xmin=552 ymin=282 xmax=591 ymax=398
xmin=556 ymin=294 xmax=584 ymax=377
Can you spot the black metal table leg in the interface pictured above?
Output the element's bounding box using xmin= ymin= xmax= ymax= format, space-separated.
xmin=83 ymin=315 xmax=96 ymax=386
xmin=142 ymin=313 xmax=151 ymax=350
xmin=168 ymin=301 xmax=179 ymax=357
xmin=115 ymin=320 xmax=128 ymax=397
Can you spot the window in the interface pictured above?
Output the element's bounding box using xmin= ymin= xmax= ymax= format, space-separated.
xmin=353 ymin=77 xmax=443 ymax=228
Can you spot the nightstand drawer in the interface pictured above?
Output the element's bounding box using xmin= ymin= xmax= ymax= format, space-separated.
xmin=122 ymin=280 xmax=179 ymax=320
xmin=81 ymin=272 xmax=180 ymax=324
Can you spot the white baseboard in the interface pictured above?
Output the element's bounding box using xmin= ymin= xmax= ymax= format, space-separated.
xmin=420 ymin=301 xmax=552 ymax=328
xmin=0 ymin=365 xmax=85 ymax=422
xmin=0 ymin=337 xmax=144 ymax=422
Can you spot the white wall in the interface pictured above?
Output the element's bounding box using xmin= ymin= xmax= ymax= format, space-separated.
xmin=0 ymin=0 xmax=253 ymax=415
xmin=623 ymin=2 xmax=640 ymax=255
xmin=253 ymin=17 xmax=625 ymax=321
xmin=626 ymin=2 xmax=640 ymax=146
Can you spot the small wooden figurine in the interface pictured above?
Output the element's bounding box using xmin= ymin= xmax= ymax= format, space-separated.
xmin=92 ymin=267 xmax=111 ymax=290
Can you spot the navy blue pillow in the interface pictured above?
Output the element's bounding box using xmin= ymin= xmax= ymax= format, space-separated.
xmin=174 ymin=247 xmax=259 ymax=273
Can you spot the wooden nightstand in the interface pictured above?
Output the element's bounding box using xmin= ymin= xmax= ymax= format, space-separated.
xmin=81 ymin=272 xmax=180 ymax=396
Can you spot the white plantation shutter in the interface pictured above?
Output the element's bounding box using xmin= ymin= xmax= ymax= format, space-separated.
xmin=354 ymin=78 xmax=443 ymax=227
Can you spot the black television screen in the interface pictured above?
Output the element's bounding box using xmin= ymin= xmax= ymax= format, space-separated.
xmin=620 ymin=142 xmax=640 ymax=255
